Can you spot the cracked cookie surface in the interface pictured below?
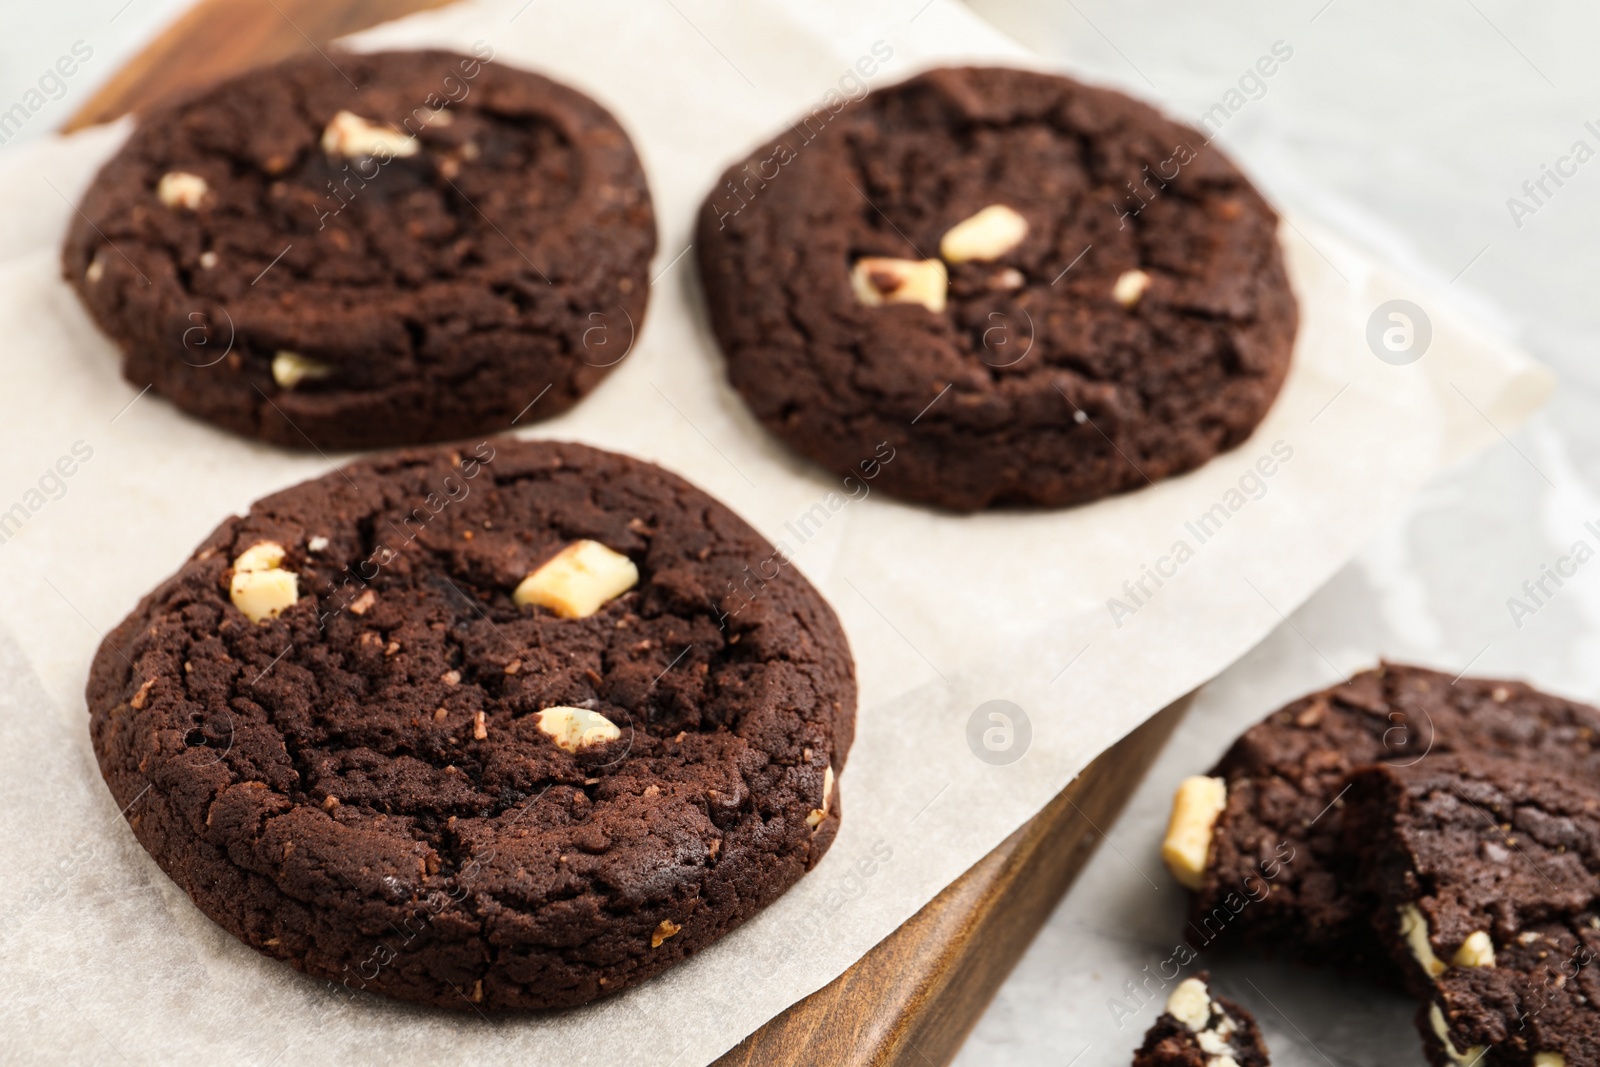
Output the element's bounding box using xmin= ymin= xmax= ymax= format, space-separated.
xmin=1346 ymin=755 xmax=1600 ymax=1067
xmin=86 ymin=439 xmax=854 ymax=1010
xmin=1194 ymin=665 xmax=1600 ymax=978
xmin=63 ymin=50 xmax=655 ymax=451
xmin=696 ymin=66 xmax=1296 ymax=512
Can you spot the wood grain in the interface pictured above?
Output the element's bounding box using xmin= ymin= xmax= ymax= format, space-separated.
xmin=66 ymin=4 xmax=1189 ymax=1063
xmin=711 ymin=699 xmax=1188 ymax=1067
xmin=65 ymin=0 xmax=457 ymax=132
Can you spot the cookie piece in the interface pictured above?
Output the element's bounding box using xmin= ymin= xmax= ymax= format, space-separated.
xmin=1345 ymin=756 xmax=1600 ymax=1067
xmin=64 ymin=50 xmax=655 ymax=450
xmin=86 ymin=440 xmax=855 ymax=1009
xmin=696 ymin=66 xmax=1296 ymax=512
xmin=1132 ymin=973 xmax=1271 ymax=1067
xmin=1166 ymin=665 xmax=1600 ymax=974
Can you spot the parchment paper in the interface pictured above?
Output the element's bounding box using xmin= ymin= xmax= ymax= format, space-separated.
xmin=0 ymin=1 xmax=1553 ymax=1063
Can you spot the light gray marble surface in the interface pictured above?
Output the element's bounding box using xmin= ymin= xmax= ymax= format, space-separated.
xmin=7 ymin=2 xmax=1598 ymax=1064
xmin=956 ymin=1 xmax=1600 ymax=1064
xmin=0 ymin=0 xmax=191 ymax=155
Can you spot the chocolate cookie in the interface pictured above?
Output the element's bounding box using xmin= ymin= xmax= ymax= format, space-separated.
xmin=696 ymin=66 xmax=1296 ymax=512
xmin=63 ymin=50 xmax=655 ymax=450
xmin=86 ymin=439 xmax=855 ymax=1010
xmin=1345 ymin=755 xmax=1600 ymax=1067
xmin=1162 ymin=665 xmax=1600 ymax=975
xmin=1132 ymin=973 xmax=1271 ymax=1067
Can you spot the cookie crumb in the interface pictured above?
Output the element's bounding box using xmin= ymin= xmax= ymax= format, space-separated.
xmin=651 ymin=920 xmax=681 ymax=948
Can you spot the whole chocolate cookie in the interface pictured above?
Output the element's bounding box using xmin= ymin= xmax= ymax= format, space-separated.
xmin=696 ymin=66 xmax=1296 ymax=512
xmin=86 ymin=440 xmax=854 ymax=1010
xmin=1162 ymin=665 xmax=1600 ymax=977
xmin=1132 ymin=973 xmax=1271 ymax=1067
xmin=64 ymin=50 xmax=655 ymax=450
xmin=1345 ymin=755 xmax=1600 ymax=1067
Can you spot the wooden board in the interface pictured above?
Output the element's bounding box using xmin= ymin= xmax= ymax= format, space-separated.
xmin=713 ymin=699 xmax=1188 ymax=1067
xmin=65 ymin=4 xmax=1189 ymax=1062
xmin=65 ymin=0 xmax=458 ymax=132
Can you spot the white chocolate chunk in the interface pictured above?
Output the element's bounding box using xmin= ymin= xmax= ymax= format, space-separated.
xmin=536 ymin=706 xmax=622 ymax=753
xmin=1401 ymin=904 xmax=1448 ymax=978
xmin=272 ymin=351 xmax=332 ymax=389
xmin=1161 ymin=776 xmax=1227 ymax=890
xmin=232 ymin=570 xmax=298 ymax=623
xmin=1165 ymin=977 xmax=1212 ymax=1031
xmin=1429 ymin=1003 xmax=1486 ymax=1066
xmin=514 ymin=540 xmax=638 ymax=619
xmin=200 ymin=250 xmax=219 ymax=269
xmin=307 ymin=535 xmax=330 ymax=553
xmin=158 ymin=171 xmax=209 ymax=210
xmin=1166 ymin=977 xmax=1246 ymax=1065
xmin=321 ymin=110 xmax=419 ymax=159
xmin=86 ymin=257 xmax=105 ymax=283
xmin=1453 ymin=930 xmax=1496 ymax=968
xmin=1534 ymin=1053 xmax=1567 ymax=1067
xmin=1113 ymin=269 xmax=1152 ymax=308
xmin=234 ymin=541 xmax=285 ymax=573
xmin=806 ymin=765 xmax=835 ymax=828
xmin=939 ymin=204 xmax=1029 ymax=263
xmin=229 ymin=541 xmax=299 ymax=624
xmin=850 ymin=257 xmax=948 ymax=313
